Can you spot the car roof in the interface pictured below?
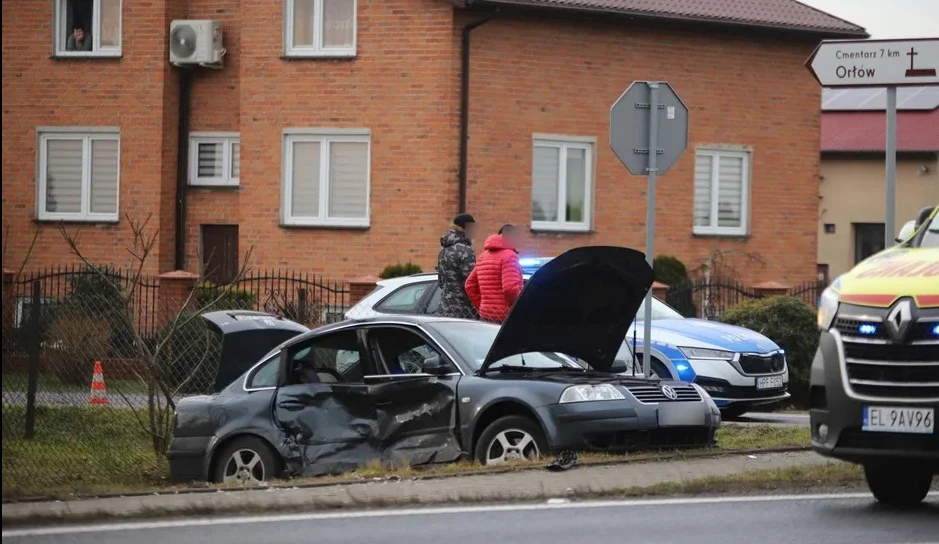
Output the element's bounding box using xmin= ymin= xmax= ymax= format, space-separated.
xmin=285 ymin=315 xmax=490 ymax=347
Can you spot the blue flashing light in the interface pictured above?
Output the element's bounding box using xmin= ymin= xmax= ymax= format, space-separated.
xmin=857 ymin=323 xmax=878 ymax=336
xmin=676 ymin=364 xmax=689 ymax=372
xmin=932 ymin=324 xmax=939 ymax=337
xmin=518 ymin=258 xmax=543 ymax=268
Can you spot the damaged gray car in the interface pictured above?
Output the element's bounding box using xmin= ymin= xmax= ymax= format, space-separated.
xmin=167 ymin=246 xmax=722 ymax=484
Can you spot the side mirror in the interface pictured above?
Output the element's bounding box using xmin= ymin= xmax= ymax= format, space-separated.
xmin=422 ymin=355 xmax=448 ymax=375
xmin=610 ymin=359 xmax=629 ymax=374
xmin=896 ymin=220 xmax=916 ymax=243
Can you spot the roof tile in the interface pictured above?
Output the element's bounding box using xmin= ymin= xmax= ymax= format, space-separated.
xmin=821 ymin=110 xmax=939 ymax=153
xmin=472 ymin=0 xmax=866 ymax=35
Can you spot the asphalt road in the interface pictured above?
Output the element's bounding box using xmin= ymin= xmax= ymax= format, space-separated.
xmin=4 ymin=493 xmax=937 ymax=544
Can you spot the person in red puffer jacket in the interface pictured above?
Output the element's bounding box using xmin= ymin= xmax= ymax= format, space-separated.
xmin=464 ymin=224 xmax=524 ymax=323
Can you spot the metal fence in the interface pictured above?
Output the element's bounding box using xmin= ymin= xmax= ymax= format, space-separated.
xmin=664 ymin=278 xmax=823 ymax=320
xmin=1 ymin=265 xmax=350 ymax=499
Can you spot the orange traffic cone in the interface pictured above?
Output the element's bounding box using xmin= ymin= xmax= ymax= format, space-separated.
xmin=89 ymin=360 xmax=109 ymax=405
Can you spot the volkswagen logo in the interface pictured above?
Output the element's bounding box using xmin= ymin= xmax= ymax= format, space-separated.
xmin=885 ymin=298 xmax=914 ymax=344
xmin=661 ymin=384 xmax=679 ymax=400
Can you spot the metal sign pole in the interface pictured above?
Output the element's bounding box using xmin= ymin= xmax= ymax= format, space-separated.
xmin=885 ymin=85 xmax=897 ymax=247
xmin=642 ymin=82 xmax=659 ymax=379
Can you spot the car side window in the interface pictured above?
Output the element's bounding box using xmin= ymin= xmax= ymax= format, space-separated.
xmin=367 ymin=327 xmax=452 ymax=375
xmin=374 ymin=282 xmax=433 ymax=313
xmin=287 ymin=330 xmax=365 ymax=385
xmin=424 ymin=285 xmax=442 ymax=315
xmin=246 ymin=354 xmax=280 ymax=389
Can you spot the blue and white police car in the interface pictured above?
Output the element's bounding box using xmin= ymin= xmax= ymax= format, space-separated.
xmin=345 ymin=257 xmax=790 ymax=417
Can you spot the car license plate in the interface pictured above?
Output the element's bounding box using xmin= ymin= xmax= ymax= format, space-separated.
xmin=756 ymin=375 xmax=784 ymax=390
xmin=863 ymin=406 xmax=935 ymax=434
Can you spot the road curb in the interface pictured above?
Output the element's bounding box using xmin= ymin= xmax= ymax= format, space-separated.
xmin=1 ymin=450 xmax=834 ymax=528
xmin=3 ymin=445 xmax=811 ymax=504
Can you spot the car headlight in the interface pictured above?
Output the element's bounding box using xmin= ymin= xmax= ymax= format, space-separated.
xmin=817 ymin=285 xmax=840 ymax=330
xmin=559 ymin=384 xmax=625 ymax=403
xmin=679 ymin=347 xmax=734 ymax=360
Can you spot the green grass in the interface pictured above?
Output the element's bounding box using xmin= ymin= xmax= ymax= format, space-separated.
xmin=1 ymin=405 xmax=807 ymax=500
xmin=2 ymin=406 xmax=167 ymax=499
xmin=2 ymin=372 xmax=149 ymax=395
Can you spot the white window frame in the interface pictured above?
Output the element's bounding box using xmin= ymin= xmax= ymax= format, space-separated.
xmin=36 ymin=127 xmax=121 ymax=223
xmin=692 ymin=148 xmax=750 ymax=237
xmin=530 ymin=134 xmax=594 ymax=233
xmin=284 ymin=0 xmax=357 ymax=58
xmin=281 ymin=128 xmax=371 ymax=228
xmin=54 ymin=0 xmax=123 ymax=57
xmin=189 ymin=132 xmax=240 ymax=187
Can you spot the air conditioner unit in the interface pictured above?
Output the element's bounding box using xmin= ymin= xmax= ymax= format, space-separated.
xmin=169 ymin=20 xmax=224 ymax=66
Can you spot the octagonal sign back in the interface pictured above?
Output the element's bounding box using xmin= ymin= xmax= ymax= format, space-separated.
xmin=610 ymin=82 xmax=689 ymax=176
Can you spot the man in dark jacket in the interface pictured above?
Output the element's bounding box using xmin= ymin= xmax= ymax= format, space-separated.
xmin=436 ymin=214 xmax=479 ymax=319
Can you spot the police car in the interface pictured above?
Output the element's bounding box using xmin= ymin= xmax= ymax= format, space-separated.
xmin=345 ymin=257 xmax=789 ymax=417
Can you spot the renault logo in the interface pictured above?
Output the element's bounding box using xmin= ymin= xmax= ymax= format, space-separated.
xmin=885 ymin=298 xmax=914 ymax=344
xmin=661 ymin=385 xmax=679 ymax=400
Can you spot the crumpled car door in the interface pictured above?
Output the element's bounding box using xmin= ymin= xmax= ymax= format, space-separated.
xmin=273 ymin=330 xmax=380 ymax=477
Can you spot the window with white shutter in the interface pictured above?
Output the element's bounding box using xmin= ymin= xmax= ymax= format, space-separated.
xmin=692 ymin=149 xmax=750 ymax=236
xmin=531 ymin=136 xmax=594 ymax=232
xmin=285 ymin=0 xmax=356 ymax=58
xmin=37 ymin=128 xmax=120 ymax=222
xmin=189 ymin=133 xmax=240 ymax=187
xmin=283 ymin=130 xmax=370 ymax=227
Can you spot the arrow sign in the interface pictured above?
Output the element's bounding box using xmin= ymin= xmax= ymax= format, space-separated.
xmin=806 ymin=38 xmax=939 ymax=87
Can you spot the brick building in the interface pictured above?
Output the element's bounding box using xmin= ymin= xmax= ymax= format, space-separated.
xmin=2 ymin=0 xmax=865 ymax=284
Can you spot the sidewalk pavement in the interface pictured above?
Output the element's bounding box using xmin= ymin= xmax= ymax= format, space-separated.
xmin=2 ymin=451 xmax=839 ymax=525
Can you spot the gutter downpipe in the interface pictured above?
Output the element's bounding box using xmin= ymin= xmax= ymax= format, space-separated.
xmin=174 ymin=69 xmax=193 ymax=271
xmin=458 ymin=11 xmax=497 ymax=214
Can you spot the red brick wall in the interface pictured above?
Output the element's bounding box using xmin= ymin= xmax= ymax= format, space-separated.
xmin=463 ymin=14 xmax=822 ymax=284
xmin=1 ymin=0 xmax=185 ymax=274
xmin=180 ymin=0 xmax=461 ymax=278
xmin=3 ymin=1 xmax=822 ymax=284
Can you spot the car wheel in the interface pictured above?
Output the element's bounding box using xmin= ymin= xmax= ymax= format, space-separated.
xmin=864 ymin=463 xmax=933 ymax=506
xmin=475 ymin=415 xmax=547 ymax=466
xmin=632 ymin=355 xmax=670 ymax=379
xmin=213 ymin=436 xmax=279 ymax=485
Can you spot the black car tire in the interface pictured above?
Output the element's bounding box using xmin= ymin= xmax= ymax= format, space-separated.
xmin=864 ymin=463 xmax=933 ymax=506
xmin=212 ymin=436 xmax=280 ymax=484
xmin=474 ymin=415 xmax=548 ymax=466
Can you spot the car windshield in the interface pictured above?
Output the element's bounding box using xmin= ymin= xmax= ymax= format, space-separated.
xmin=430 ymin=321 xmax=579 ymax=371
xmin=637 ymin=298 xmax=684 ymax=320
xmin=919 ymin=213 xmax=938 ymax=248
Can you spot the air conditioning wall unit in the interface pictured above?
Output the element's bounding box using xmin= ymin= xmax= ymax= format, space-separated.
xmin=170 ymin=20 xmax=224 ymax=66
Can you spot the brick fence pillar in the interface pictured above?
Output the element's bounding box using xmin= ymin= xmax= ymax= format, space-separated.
xmin=752 ymin=281 xmax=791 ymax=298
xmin=158 ymin=270 xmax=199 ymax=328
xmin=651 ymin=281 xmax=669 ymax=300
xmin=347 ymin=275 xmax=379 ymax=309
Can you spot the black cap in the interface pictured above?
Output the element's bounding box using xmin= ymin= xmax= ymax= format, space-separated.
xmin=454 ymin=214 xmax=476 ymax=229
xmin=498 ymin=224 xmax=516 ymax=235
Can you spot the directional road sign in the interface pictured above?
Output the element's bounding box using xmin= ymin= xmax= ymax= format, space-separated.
xmin=806 ymin=38 xmax=939 ymax=87
xmin=610 ymin=81 xmax=688 ymax=176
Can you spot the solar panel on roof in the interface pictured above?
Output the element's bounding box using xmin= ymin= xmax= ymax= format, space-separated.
xmin=821 ymin=87 xmax=939 ymax=111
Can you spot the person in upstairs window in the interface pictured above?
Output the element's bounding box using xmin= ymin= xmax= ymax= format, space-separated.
xmin=66 ymin=25 xmax=92 ymax=52
xmin=464 ymin=224 xmax=524 ymax=323
xmin=436 ymin=213 xmax=479 ymax=319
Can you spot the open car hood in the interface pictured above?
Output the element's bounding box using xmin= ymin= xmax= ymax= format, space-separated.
xmin=480 ymin=246 xmax=653 ymax=373
xmin=201 ymin=310 xmax=310 ymax=392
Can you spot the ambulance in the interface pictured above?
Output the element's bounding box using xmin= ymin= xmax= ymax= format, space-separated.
xmin=811 ymin=205 xmax=938 ymax=505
